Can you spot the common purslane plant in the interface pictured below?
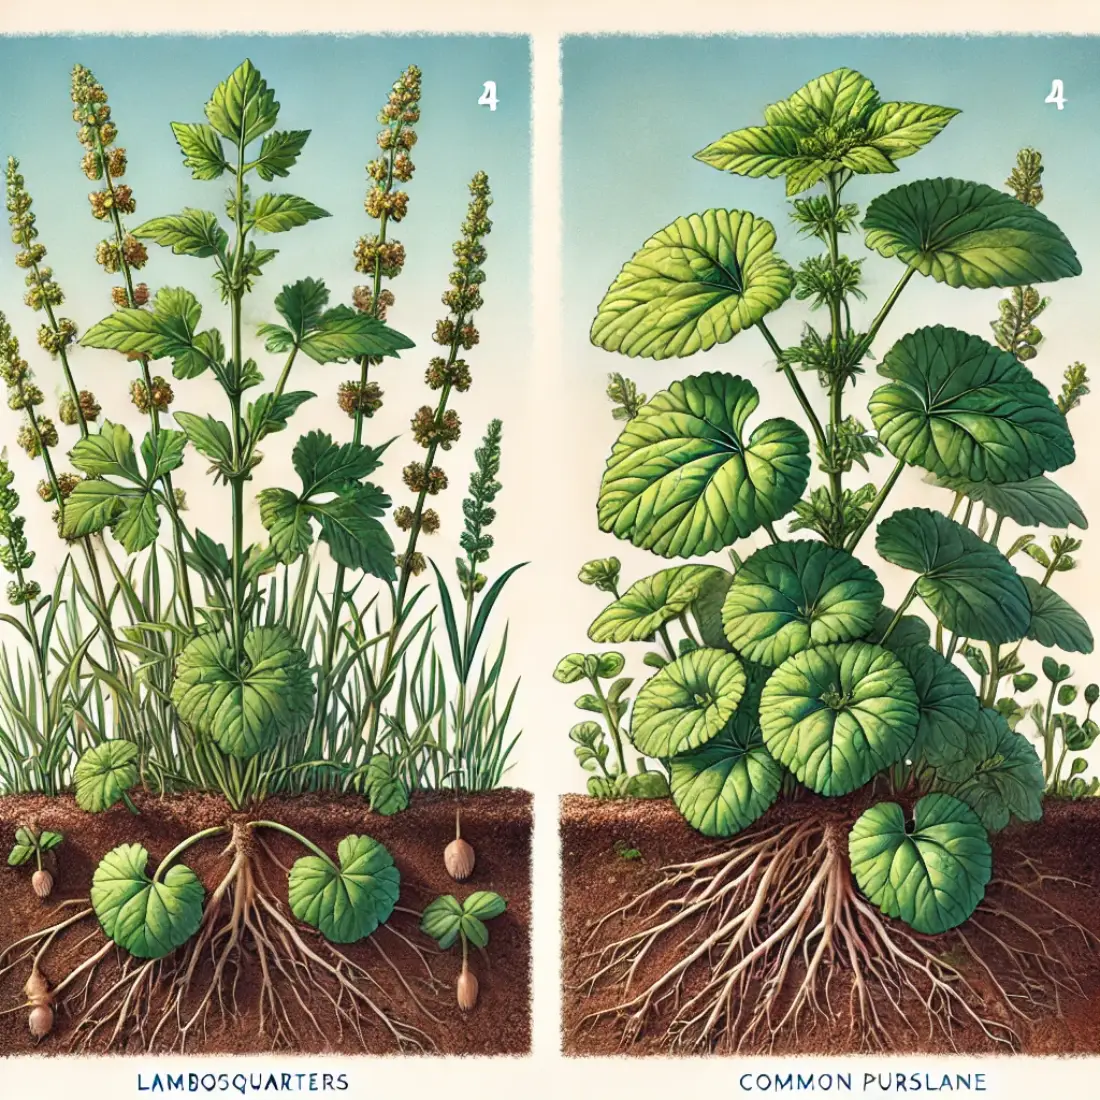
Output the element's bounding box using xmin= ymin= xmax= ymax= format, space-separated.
xmin=566 ymin=68 xmax=1093 ymax=1050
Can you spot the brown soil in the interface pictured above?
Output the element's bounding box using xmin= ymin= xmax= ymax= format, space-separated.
xmin=0 ymin=788 xmax=530 ymax=1056
xmin=561 ymin=793 xmax=1100 ymax=1057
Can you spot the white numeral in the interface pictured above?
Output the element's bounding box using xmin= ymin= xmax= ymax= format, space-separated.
xmin=1045 ymin=79 xmax=1066 ymax=110
xmin=478 ymin=81 xmax=499 ymax=111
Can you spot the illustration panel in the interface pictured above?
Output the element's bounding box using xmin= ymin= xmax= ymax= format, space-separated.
xmin=0 ymin=33 xmax=533 ymax=1055
xmin=557 ymin=34 xmax=1100 ymax=1056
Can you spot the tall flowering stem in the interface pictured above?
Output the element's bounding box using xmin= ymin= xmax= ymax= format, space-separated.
xmin=365 ymin=171 xmax=492 ymax=750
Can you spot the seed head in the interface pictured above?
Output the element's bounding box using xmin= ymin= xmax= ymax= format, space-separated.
xmin=7 ymin=580 xmax=40 ymax=606
xmin=396 ymin=551 xmax=427 ymax=577
xmin=122 ymin=234 xmax=147 ymax=269
xmin=337 ymin=380 xmax=383 ymax=419
xmin=420 ymin=508 xmax=440 ymax=534
xmin=393 ymin=505 xmax=414 ymax=531
xmin=8 ymin=383 xmax=43 ymax=411
xmin=353 ymin=236 xmax=406 ymax=278
xmin=36 ymin=318 xmax=78 ymax=357
xmin=351 ymin=286 xmax=395 ymax=319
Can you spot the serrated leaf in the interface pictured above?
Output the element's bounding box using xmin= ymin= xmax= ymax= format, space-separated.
xmin=171 ymin=627 xmax=315 ymax=758
xmin=61 ymin=480 xmax=133 ymax=539
xmin=298 ymin=306 xmax=414 ymax=364
xmin=70 ymin=421 xmax=142 ymax=481
xmin=205 ymin=59 xmax=279 ymax=147
xmin=863 ymin=178 xmax=1081 ymax=288
xmin=599 ymin=372 xmax=810 ymax=556
xmin=876 ymin=508 xmax=1031 ymax=644
xmin=174 ymin=411 xmax=234 ymax=468
xmin=870 ymin=326 xmax=1074 ymax=484
xmin=74 ymin=740 xmax=139 ymax=813
xmin=253 ymin=129 xmax=310 ymax=180
xmin=315 ymin=487 xmax=396 ymax=579
xmin=1023 ymin=577 xmax=1093 ymax=654
xmin=274 ymin=277 xmax=329 ymax=340
xmin=247 ymin=390 xmax=315 ymax=442
xmin=589 ymin=565 xmax=726 ymax=643
xmin=133 ymin=209 xmax=228 ymax=258
xmin=170 ymin=122 xmax=228 ymax=180
xmin=631 ymin=648 xmax=746 ymax=758
xmin=926 ymin=473 xmax=1086 ymax=531
xmin=591 ymin=210 xmax=793 ymax=359
xmin=249 ymin=193 xmax=330 ymax=233
xmin=849 ymin=794 xmax=991 ymax=934
xmin=760 ymin=642 xmax=918 ymax=796
xmin=91 ymin=843 xmax=204 ymax=958
xmin=114 ymin=492 xmax=161 ymax=553
xmin=362 ymin=753 xmax=409 ymax=816
xmin=293 ymin=431 xmax=383 ymax=495
xmin=258 ymin=487 xmax=313 ymax=563
xmin=288 ymin=834 xmax=399 ymax=944
xmin=721 ymin=541 xmax=883 ymax=667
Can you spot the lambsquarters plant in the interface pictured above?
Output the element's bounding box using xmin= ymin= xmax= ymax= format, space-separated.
xmin=0 ymin=58 xmax=512 ymax=1053
xmin=562 ymin=68 xmax=1096 ymax=1052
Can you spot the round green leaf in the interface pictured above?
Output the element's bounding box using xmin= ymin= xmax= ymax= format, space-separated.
xmin=926 ymin=473 xmax=1086 ymax=531
xmin=590 ymin=210 xmax=794 ymax=360
xmin=876 ymin=508 xmax=1031 ymax=645
xmin=91 ymin=843 xmax=205 ymax=959
xmin=631 ymin=648 xmax=746 ymax=758
xmin=622 ymin=771 xmax=671 ymax=798
xmin=849 ymin=793 xmax=991 ymax=934
xmin=691 ymin=568 xmax=736 ymax=649
xmin=870 ymin=326 xmax=1074 ymax=484
xmin=420 ymin=894 xmax=463 ymax=949
xmin=893 ymin=644 xmax=979 ymax=772
xmin=868 ymin=606 xmax=931 ymax=651
xmin=171 ymin=626 xmax=315 ymax=758
xmin=759 ymin=642 xmax=918 ymax=796
xmin=589 ymin=565 xmax=727 ymax=643
xmin=598 ymin=372 xmax=810 ymax=557
xmin=74 ymin=740 xmax=139 ymax=813
xmin=721 ymin=541 xmax=883 ymax=666
xmin=939 ymin=708 xmax=1044 ymax=831
xmin=288 ymin=833 xmax=399 ymax=945
xmin=464 ymin=890 xmax=507 ymax=921
xmin=670 ymin=673 xmax=781 ymax=837
xmin=863 ymin=177 xmax=1081 ymax=289
xmin=1022 ymin=577 xmax=1094 ymax=654
xmin=363 ymin=753 xmax=409 ymax=816
xmin=553 ymin=653 xmax=587 ymax=684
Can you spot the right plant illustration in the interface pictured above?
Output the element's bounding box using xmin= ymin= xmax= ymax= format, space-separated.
xmin=560 ymin=68 xmax=1099 ymax=1054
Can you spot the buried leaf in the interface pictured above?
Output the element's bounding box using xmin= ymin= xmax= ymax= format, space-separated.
xmin=589 ymin=565 xmax=727 ymax=643
xmin=849 ymin=793 xmax=991 ymax=934
xmin=91 ymin=843 xmax=205 ymax=959
xmin=721 ymin=541 xmax=883 ymax=666
xmin=1022 ymin=578 xmax=1094 ymax=654
xmin=74 ymin=740 xmax=139 ymax=813
xmin=288 ymin=834 xmax=399 ymax=944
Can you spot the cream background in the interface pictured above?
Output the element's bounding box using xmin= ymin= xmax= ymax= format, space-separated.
xmin=2 ymin=2 xmax=1100 ymax=1096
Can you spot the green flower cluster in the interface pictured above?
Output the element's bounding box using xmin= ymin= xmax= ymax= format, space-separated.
xmin=0 ymin=451 xmax=39 ymax=607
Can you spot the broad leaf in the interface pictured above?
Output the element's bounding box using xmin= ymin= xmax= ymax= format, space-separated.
xmin=61 ymin=480 xmax=133 ymax=538
xmin=893 ymin=644 xmax=979 ymax=772
xmin=849 ymin=794 xmax=991 ymax=934
xmin=299 ymin=306 xmax=414 ymax=364
xmin=273 ymin=277 xmax=329 ymax=341
xmin=420 ymin=894 xmax=464 ymax=949
xmin=868 ymin=606 xmax=931 ymax=651
xmin=247 ymin=390 xmax=315 ymax=441
xmin=590 ymin=209 xmax=793 ymax=359
xmin=91 ymin=843 xmax=204 ymax=958
xmin=631 ymin=648 xmax=746 ymax=758
xmin=1022 ymin=578 xmax=1094 ymax=654
xmin=870 ymin=326 xmax=1074 ymax=483
xmin=288 ymin=834 xmax=399 ymax=944
xmin=721 ymin=541 xmax=883 ymax=666
xmin=863 ymin=178 xmax=1081 ymax=288
xmin=926 ymin=473 xmax=1086 ymax=531
xmin=253 ymin=129 xmax=310 ymax=180
xmin=113 ymin=492 xmax=161 ymax=553
xmin=420 ymin=892 xmax=506 ymax=950
xmin=314 ymin=487 xmax=395 ymax=579
xmin=598 ymin=372 xmax=810 ymax=556
xmin=205 ymin=59 xmax=279 ymax=147
xmin=588 ymin=565 xmax=727 ymax=643
xmin=759 ymin=641 xmax=918 ymax=796
xmin=258 ymin=488 xmax=313 ymax=562
xmin=74 ymin=740 xmax=139 ymax=813
xmin=876 ymin=508 xmax=1031 ymax=644
xmin=249 ymin=193 xmax=330 ymax=233
xmin=8 ymin=827 xmax=62 ymax=866
xmin=363 ymin=753 xmax=409 ymax=816
xmin=293 ymin=432 xmax=383 ymax=494
xmin=692 ymin=568 xmax=736 ymax=650
xmin=174 ymin=411 xmax=234 ymax=468
xmin=171 ymin=627 xmax=315 ymax=758
xmin=70 ymin=421 xmax=142 ymax=481
xmin=170 ymin=122 xmax=227 ymax=180
xmin=133 ymin=209 xmax=229 ymax=258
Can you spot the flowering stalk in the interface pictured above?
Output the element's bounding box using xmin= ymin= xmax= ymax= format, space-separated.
xmin=70 ymin=64 xmax=195 ymax=627
xmin=365 ymin=171 xmax=492 ymax=750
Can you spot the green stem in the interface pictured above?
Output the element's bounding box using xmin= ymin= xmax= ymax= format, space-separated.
xmin=227 ymin=139 xmax=248 ymax=660
xmin=755 ymin=319 xmax=828 ymax=456
xmin=658 ymin=624 xmax=677 ymax=663
xmin=1043 ymin=681 xmax=1059 ymax=780
xmin=844 ymin=457 xmax=905 ymax=553
xmin=763 ymin=520 xmax=782 ymax=545
xmin=857 ymin=267 xmax=917 ymax=359
xmin=880 ymin=582 xmax=918 ymax=644
xmin=152 ymin=825 xmax=229 ymax=882
xmin=588 ymin=675 xmax=627 ymax=776
xmin=824 ymin=174 xmax=844 ymax=509
xmin=253 ymin=820 xmax=336 ymax=868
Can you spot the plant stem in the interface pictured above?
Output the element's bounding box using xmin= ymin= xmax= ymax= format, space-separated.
xmin=880 ymin=582 xmax=918 ymax=644
xmin=587 ymin=674 xmax=627 ymax=776
xmin=253 ymin=820 xmax=337 ymax=868
xmin=844 ymin=457 xmax=905 ymax=553
xmin=824 ymin=173 xmax=844 ymax=510
xmin=152 ymin=825 xmax=229 ymax=881
xmin=755 ymin=319 xmax=828 ymax=456
xmin=227 ymin=139 xmax=248 ymax=660
xmin=857 ymin=267 xmax=917 ymax=359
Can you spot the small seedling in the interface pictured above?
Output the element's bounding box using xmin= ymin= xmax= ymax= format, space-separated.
xmin=420 ymin=890 xmax=507 ymax=1012
xmin=613 ymin=840 xmax=642 ymax=862
xmin=7 ymin=826 xmax=62 ymax=899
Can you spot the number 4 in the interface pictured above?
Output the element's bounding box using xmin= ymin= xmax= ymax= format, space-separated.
xmin=1045 ymin=79 xmax=1066 ymax=110
xmin=478 ymin=81 xmax=498 ymax=112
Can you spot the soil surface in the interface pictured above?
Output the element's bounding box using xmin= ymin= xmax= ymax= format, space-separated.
xmin=561 ymin=793 xmax=1100 ymax=1057
xmin=0 ymin=788 xmax=531 ymax=1056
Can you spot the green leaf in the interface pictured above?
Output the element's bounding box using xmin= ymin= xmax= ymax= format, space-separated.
xmin=863 ymin=100 xmax=961 ymax=159
xmin=7 ymin=827 xmax=37 ymax=866
xmin=622 ymin=771 xmax=671 ymax=798
xmin=670 ymin=672 xmax=781 ymax=837
xmin=926 ymin=473 xmax=1086 ymax=531
xmin=61 ymin=480 xmax=131 ymax=539
xmin=870 ymin=326 xmax=1074 ymax=483
xmin=174 ymin=412 xmax=234 ymax=468
xmin=170 ymin=122 xmax=228 ymax=180
xmin=293 ymin=431 xmax=383 ymax=495
xmin=247 ymin=390 xmax=315 ymax=441
xmin=876 ymin=509 xmax=1031 ymax=644
xmin=70 ymin=421 xmax=142 ymax=481
xmin=133 ymin=209 xmax=228 ymax=259
xmin=314 ymin=486 xmax=396 ymax=580
xmin=760 ymin=642 xmax=919 ymax=796
xmin=38 ymin=830 xmax=62 ymax=852
xmin=868 ymin=606 xmax=930 ymax=651
xmin=171 ymin=627 xmax=315 ymax=758
xmin=298 ymin=306 xmax=415 ymax=364
xmin=249 ymin=193 xmax=330 ymax=233
xmin=205 ymin=58 xmax=279 ymax=148
xmin=91 ymin=843 xmax=204 ymax=959
xmin=721 ymin=541 xmax=883 ymax=667
xmin=421 ymin=891 xmax=506 ymax=951
xmin=631 ymin=648 xmax=746 ymax=758
xmin=273 ymin=277 xmax=329 ymax=340
xmin=288 ymin=834 xmax=399 ymax=944
xmin=553 ymin=654 xmax=588 ymax=685
xmin=863 ymin=178 xmax=1081 ymax=289
xmin=588 ymin=565 xmax=727 ymax=643
xmin=114 ymin=492 xmax=162 ymax=554
xmin=464 ymin=891 xmax=507 ymax=921
xmin=253 ymin=129 xmax=310 ymax=180
xmin=590 ymin=209 xmax=793 ymax=359
xmin=362 ymin=753 xmax=409 ymax=816
xmin=141 ymin=429 xmax=187 ymax=482
xmin=599 ymin=372 xmax=810 ymax=556
xmin=893 ymin=644 xmax=979 ymax=772
xmin=74 ymin=740 xmax=139 ymax=812
xmin=691 ymin=569 xmax=736 ymax=650
xmin=420 ymin=895 xmax=465 ymax=949
xmin=1023 ymin=578 xmax=1094 ymax=654
xmin=849 ymin=794 xmax=991 ymax=934
xmin=258 ymin=488 xmax=313 ymax=563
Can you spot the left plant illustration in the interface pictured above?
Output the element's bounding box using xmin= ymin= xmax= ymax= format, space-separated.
xmin=0 ymin=57 xmax=527 ymax=1053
